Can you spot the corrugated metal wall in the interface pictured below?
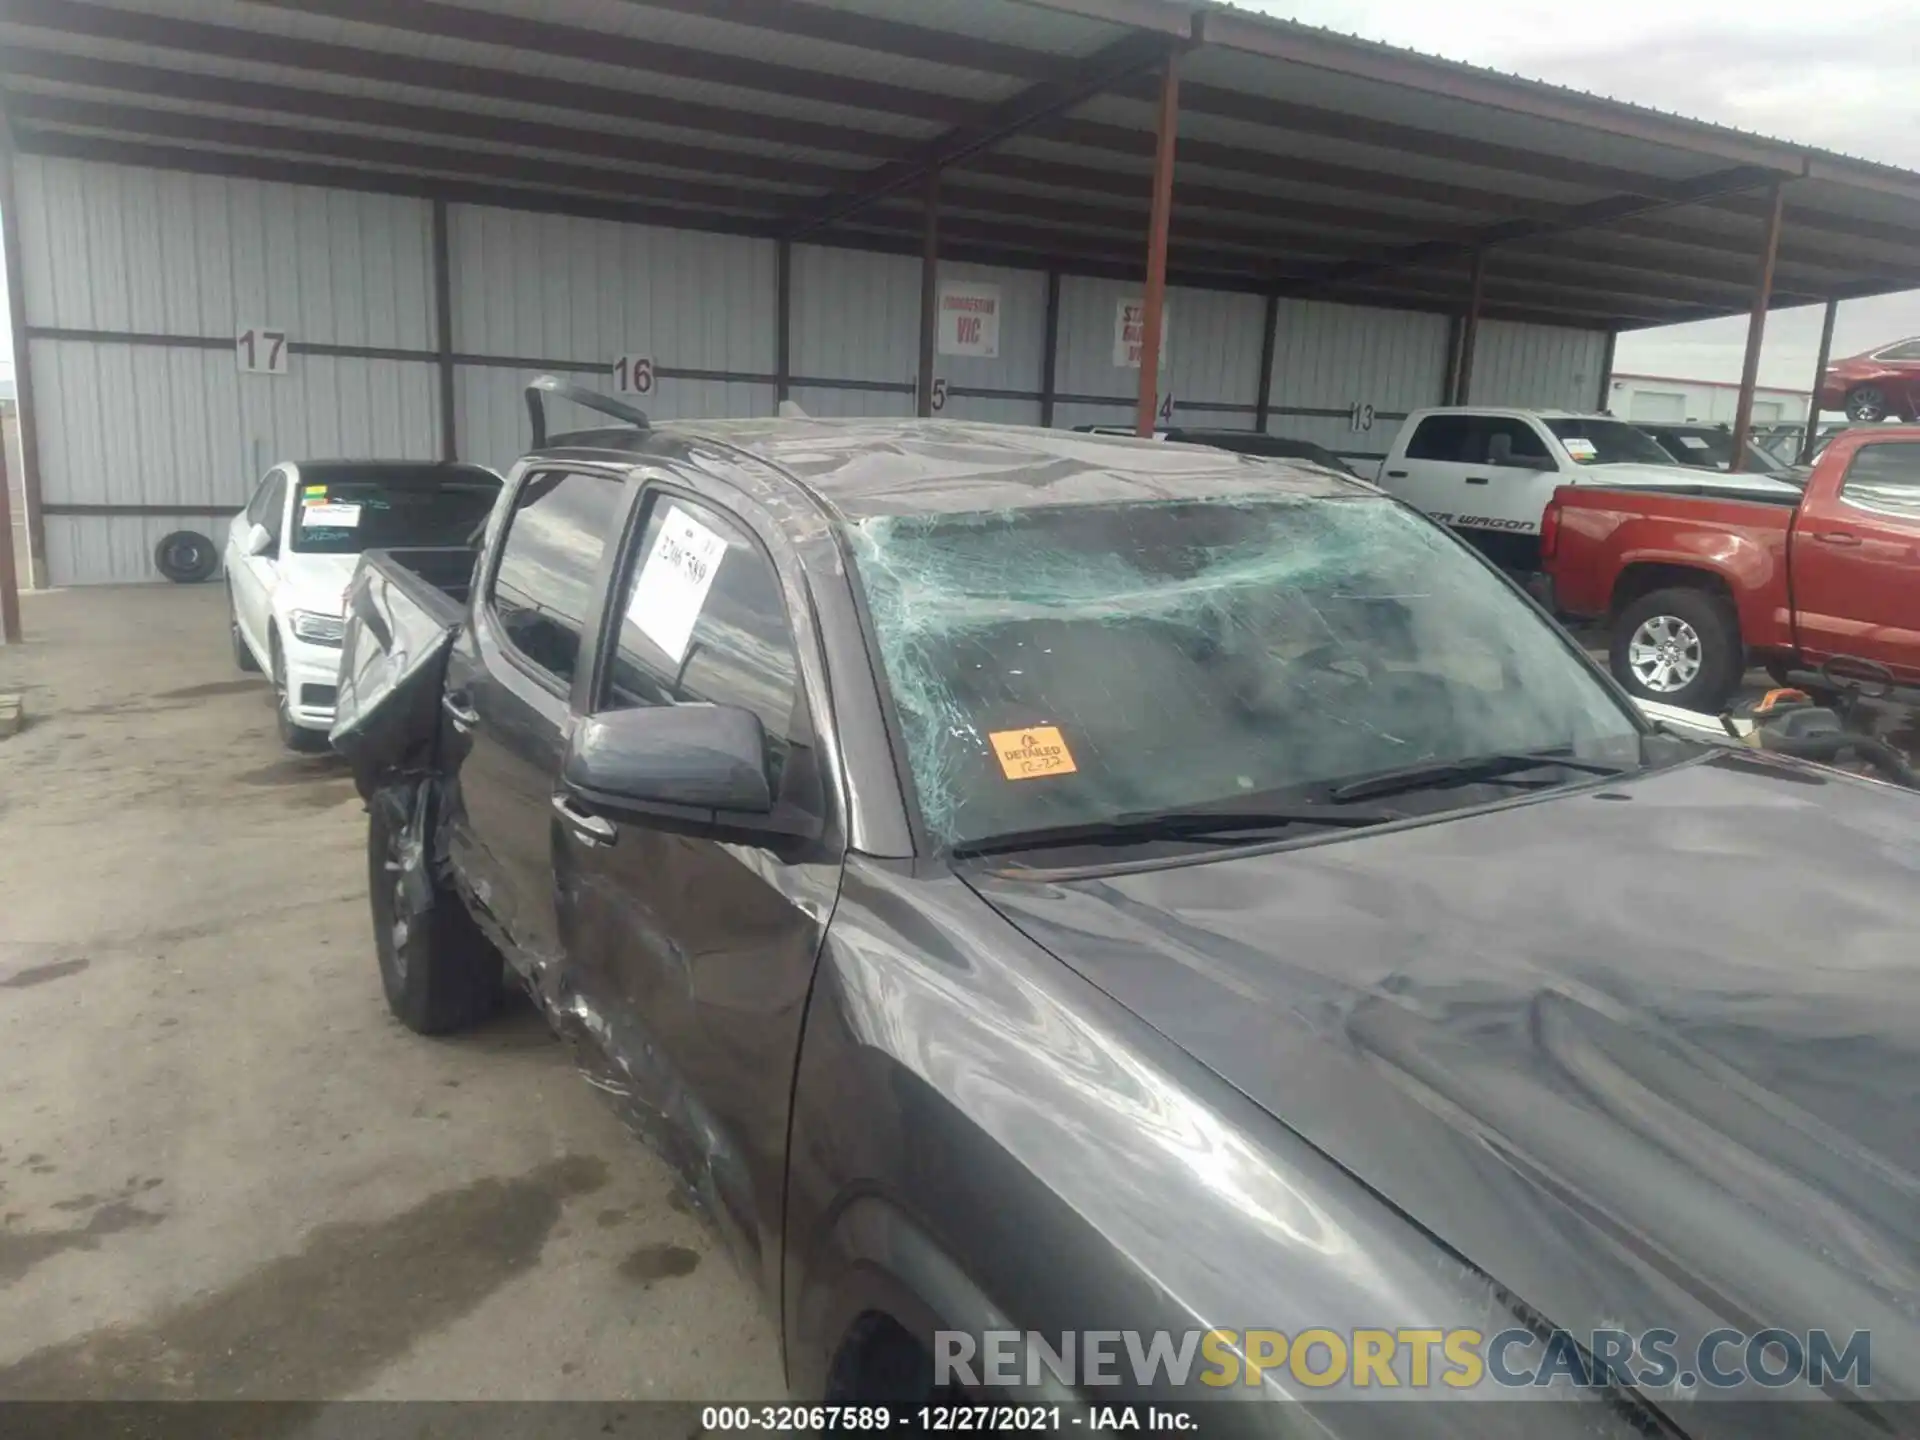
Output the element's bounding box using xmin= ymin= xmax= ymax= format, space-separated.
xmin=1469 ymin=319 xmax=1607 ymax=412
xmin=14 ymin=156 xmax=440 ymax=584
xmin=1268 ymin=299 xmax=1452 ymax=475
xmin=1052 ymin=276 xmax=1265 ymax=431
xmin=12 ymin=154 xmax=1620 ymax=586
xmin=449 ymin=206 xmax=778 ymax=470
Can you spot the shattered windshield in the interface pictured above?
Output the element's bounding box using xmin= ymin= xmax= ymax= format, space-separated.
xmin=849 ymin=495 xmax=1642 ymax=851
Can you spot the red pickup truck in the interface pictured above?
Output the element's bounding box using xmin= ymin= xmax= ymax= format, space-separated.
xmin=1545 ymin=428 xmax=1920 ymax=709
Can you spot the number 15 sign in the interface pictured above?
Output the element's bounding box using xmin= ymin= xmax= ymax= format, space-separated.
xmin=236 ymin=326 xmax=289 ymax=375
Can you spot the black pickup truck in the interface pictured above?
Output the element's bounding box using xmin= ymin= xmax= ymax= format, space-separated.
xmin=333 ymin=381 xmax=1918 ymax=1427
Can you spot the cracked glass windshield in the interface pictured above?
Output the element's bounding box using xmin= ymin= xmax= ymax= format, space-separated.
xmin=849 ymin=494 xmax=1643 ymax=850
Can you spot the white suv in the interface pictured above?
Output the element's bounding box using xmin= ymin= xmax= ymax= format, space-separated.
xmin=225 ymin=461 xmax=500 ymax=751
xmin=1378 ymin=407 xmax=1800 ymax=571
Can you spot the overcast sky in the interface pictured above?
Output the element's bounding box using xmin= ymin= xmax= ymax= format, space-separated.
xmin=1 ymin=1 xmax=1914 ymax=395
xmin=1244 ymin=0 xmax=1920 ymax=391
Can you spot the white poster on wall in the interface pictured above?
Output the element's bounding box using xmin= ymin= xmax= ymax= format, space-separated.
xmin=937 ymin=282 xmax=1001 ymax=358
xmin=1113 ymin=298 xmax=1170 ymax=370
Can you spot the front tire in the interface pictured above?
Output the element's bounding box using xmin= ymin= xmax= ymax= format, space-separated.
xmin=368 ymin=794 xmax=504 ymax=1034
xmin=1844 ymin=385 xmax=1891 ymax=423
xmin=1610 ymin=586 xmax=1743 ymax=711
xmin=271 ymin=635 xmax=330 ymax=754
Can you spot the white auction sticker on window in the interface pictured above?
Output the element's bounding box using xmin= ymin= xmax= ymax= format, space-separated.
xmin=627 ymin=505 xmax=728 ymax=663
xmin=1678 ymin=434 xmax=1710 ymax=450
xmin=1561 ymin=437 xmax=1598 ymax=461
xmin=301 ymin=503 xmax=361 ymax=528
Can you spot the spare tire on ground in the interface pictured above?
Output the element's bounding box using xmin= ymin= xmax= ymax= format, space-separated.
xmin=154 ymin=530 xmax=219 ymax=584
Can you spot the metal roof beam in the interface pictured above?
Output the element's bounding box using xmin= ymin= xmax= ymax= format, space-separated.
xmin=8 ymin=95 xmax=803 ymax=214
xmin=1272 ymin=163 xmax=1784 ymax=294
xmin=1025 ymin=117 xmax=1569 ymax=219
xmin=782 ymin=26 xmax=1191 ymax=238
xmin=235 ymin=0 xmax=975 ymax=125
xmin=0 ymin=49 xmax=867 ymax=190
xmin=13 ymin=127 xmax=781 ymax=236
xmin=1198 ymin=9 xmax=1808 ymax=176
xmin=606 ymin=0 xmax=1064 ymax=79
xmin=1110 ymin=77 xmax=1695 ymax=196
xmin=0 ymin=0 xmax=907 ymax=158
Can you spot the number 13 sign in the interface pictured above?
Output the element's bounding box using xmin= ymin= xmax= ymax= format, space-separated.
xmin=236 ymin=327 xmax=289 ymax=375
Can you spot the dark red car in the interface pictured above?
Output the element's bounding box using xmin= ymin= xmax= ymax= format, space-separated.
xmin=1819 ymin=337 xmax=1920 ymax=421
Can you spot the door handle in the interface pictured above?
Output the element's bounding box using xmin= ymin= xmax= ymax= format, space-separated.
xmin=1385 ymin=469 xmax=1408 ymax=479
xmin=1811 ymin=531 xmax=1861 ymax=546
xmin=441 ymin=691 xmax=480 ymax=730
xmin=551 ymin=794 xmax=617 ymax=847
xmin=1465 ymin=475 xmax=1490 ymax=485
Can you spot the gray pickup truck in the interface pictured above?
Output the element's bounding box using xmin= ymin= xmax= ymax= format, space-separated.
xmin=332 ymin=381 xmax=1916 ymax=1428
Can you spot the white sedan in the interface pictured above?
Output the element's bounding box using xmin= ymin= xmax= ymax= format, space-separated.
xmin=225 ymin=461 xmax=500 ymax=751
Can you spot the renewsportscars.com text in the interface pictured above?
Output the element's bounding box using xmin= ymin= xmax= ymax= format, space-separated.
xmin=935 ymin=1327 xmax=1871 ymax=1393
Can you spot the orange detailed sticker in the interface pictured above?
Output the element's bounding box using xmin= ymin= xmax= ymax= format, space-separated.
xmin=989 ymin=725 xmax=1078 ymax=781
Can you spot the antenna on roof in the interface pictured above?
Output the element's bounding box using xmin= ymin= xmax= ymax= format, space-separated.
xmin=524 ymin=375 xmax=650 ymax=448
xmin=778 ymin=399 xmax=810 ymax=419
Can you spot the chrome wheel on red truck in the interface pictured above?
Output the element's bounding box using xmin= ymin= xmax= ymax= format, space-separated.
xmin=1609 ymin=586 xmax=1743 ymax=711
xmin=1626 ymin=615 xmax=1703 ymax=693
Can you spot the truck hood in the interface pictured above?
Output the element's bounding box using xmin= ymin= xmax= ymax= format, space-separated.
xmin=964 ymin=753 xmax=1920 ymax=1421
xmin=1570 ymin=462 xmax=1802 ymax=496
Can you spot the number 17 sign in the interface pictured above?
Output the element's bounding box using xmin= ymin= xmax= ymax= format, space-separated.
xmin=236 ymin=326 xmax=289 ymax=375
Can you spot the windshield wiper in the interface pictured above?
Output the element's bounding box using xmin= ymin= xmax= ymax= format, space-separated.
xmin=1328 ymin=748 xmax=1627 ymax=804
xmin=953 ymin=802 xmax=1401 ymax=859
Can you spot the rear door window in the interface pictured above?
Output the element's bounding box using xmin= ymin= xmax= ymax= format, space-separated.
xmin=1404 ymin=415 xmax=1475 ymax=461
xmin=488 ymin=470 xmax=624 ymax=688
xmin=1842 ymin=442 xmax=1920 ymax=517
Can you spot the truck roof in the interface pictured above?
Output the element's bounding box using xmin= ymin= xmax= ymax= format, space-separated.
xmin=1402 ymin=406 xmax=1598 ymax=421
xmin=550 ymin=417 xmax=1372 ymax=520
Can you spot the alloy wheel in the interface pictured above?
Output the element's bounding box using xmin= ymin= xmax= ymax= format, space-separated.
xmin=1627 ymin=615 xmax=1704 ymax=693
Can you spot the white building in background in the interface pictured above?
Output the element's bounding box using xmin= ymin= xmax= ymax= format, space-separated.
xmin=1607 ymin=372 xmax=1810 ymax=427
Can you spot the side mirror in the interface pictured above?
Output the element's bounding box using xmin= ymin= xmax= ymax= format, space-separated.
xmin=245 ymin=521 xmax=275 ymax=557
xmin=563 ymin=704 xmax=772 ymax=814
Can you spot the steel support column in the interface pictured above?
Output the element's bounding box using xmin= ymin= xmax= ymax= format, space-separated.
xmin=1595 ymin=329 xmax=1617 ymax=412
xmin=1800 ymin=297 xmax=1837 ymax=463
xmin=0 ymin=112 xmax=46 ymax=591
xmin=775 ymin=238 xmax=792 ymax=405
xmin=0 ymin=410 xmax=21 ymax=644
xmin=1729 ymin=181 xmax=1786 ymax=473
xmin=917 ymin=169 xmax=939 ymax=418
xmin=1135 ymin=54 xmax=1180 ymax=436
xmin=1254 ymin=291 xmax=1279 ymax=432
xmin=1451 ymin=249 xmax=1485 ymax=406
xmin=1040 ymin=268 xmax=1062 ymax=428
xmin=431 ymin=198 xmax=456 ymax=460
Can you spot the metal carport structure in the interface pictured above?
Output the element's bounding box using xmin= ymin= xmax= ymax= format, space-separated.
xmin=4 ymin=0 xmax=1920 ymax=632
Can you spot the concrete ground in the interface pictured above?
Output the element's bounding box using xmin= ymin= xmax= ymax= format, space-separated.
xmin=0 ymin=584 xmax=784 ymax=1402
